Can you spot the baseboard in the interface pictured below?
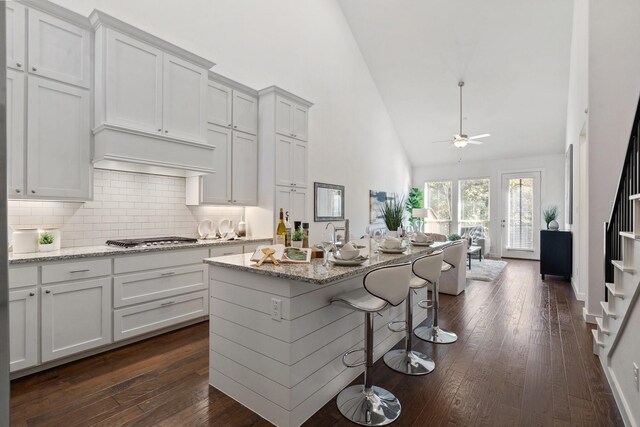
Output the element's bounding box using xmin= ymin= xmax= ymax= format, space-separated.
xmin=596 ymin=353 xmax=634 ymax=426
xmin=571 ymin=278 xmax=586 ymax=301
xmin=583 ymin=307 xmax=599 ymax=324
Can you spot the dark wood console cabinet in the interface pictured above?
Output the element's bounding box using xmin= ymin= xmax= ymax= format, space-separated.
xmin=540 ymin=230 xmax=572 ymax=281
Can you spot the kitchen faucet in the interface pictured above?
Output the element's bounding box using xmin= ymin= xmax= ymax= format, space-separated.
xmin=325 ymin=219 xmax=350 ymax=248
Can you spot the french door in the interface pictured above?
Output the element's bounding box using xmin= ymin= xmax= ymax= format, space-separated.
xmin=501 ymin=171 xmax=541 ymax=259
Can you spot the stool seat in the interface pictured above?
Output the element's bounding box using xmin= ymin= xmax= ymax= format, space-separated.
xmin=409 ymin=276 xmax=427 ymax=289
xmin=331 ymin=288 xmax=387 ymax=313
xmin=441 ymin=261 xmax=453 ymax=272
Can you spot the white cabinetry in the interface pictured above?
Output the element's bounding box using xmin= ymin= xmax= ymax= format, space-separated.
xmin=91 ymin=11 xmax=215 ymax=176
xmin=6 ymin=1 xmax=26 ymax=71
xmin=6 ymin=69 xmax=25 ymax=196
xmin=275 ymin=186 xmax=307 ymax=225
xmin=275 ymin=95 xmax=308 ymax=141
xmin=9 ymin=288 xmax=38 ymax=372
xmin=41 ymin=278 xmax=112 ymax=362
xmin=275 ymin=135 xmax=307 ymax=188
xmin=187 ymin=72 xmax=258 ymax=206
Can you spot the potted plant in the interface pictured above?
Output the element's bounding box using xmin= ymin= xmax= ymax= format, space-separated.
xmin=448 ymin=233 xmax=462 ymax=241
xmin=379 ymin=194 xmax=405 ymax=237
xmin=543 ymin=206 xmax=559 ymax=230
xmin=405 ymin=187 xmax=423 ymax=229
xmin=38 ymin=231 xmax=55 ymax=252
xmin=291 ymin=228 xmax=304 ymax=248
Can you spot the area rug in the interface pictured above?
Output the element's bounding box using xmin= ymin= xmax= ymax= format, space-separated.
xmin=466 ymin=258 xmax=508 ymax=282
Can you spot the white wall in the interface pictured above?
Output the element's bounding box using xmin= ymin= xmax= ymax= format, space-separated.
xmin=564 ymin=0 xmax=589 ymax=301
xmin=413 ymin=153 xmax=565 ymax=257
xmin=585 ymin=0 xmax=640 ymax=318
xmin=49 ymin=0 xmax=412 ymax=243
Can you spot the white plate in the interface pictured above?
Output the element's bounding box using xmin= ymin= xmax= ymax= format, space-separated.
xmin=197 ymin=219 xmax=214 ymax=239
xmin=378 ymin=246 xmax=406 ymax=254
xmin=329 ymin=256 xmax=367 ymax=266
xmin=218 ymin=218 xmax=232 ymax=235
xmin=410 ymin=240 xmax=433 ymax=247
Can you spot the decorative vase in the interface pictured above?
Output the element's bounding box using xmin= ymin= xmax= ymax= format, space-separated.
xmin=292 ymin=240 xmax=303 ymax=248
xmin=38 ymin=243 xmax=55 ymax=252
xmin=387 ymin=230 xmax=398 ymax=238
xmin=548 ymin=220 xmax=559 ymax=231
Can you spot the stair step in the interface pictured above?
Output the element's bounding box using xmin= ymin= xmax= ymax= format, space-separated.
xmin=630 ymin=194 xmax=640 ymax=200
xmin=611 ymin=260 xmax=634 ymax=273
xmin=606 ymin=282 xmax=625 ymax=299
xmin=619 ymin=231 xmax=640 ymax=240
xmin=600 ymin=301 xmax=617 ymax=319
xmin=592 ymin=329 xmax=605 ymax=348
xmin=596 ymin=317 xmax=611 ymax=335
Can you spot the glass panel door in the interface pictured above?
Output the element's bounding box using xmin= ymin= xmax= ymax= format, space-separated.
xmin=501 ymin=171 xmax=541 ymax=259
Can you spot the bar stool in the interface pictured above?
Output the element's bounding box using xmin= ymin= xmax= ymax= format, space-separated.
xmin=414 ymin=241 xmax=463 ymax=344
xmin=330 ymin=262 xmax=412 ymax=426
xmin=383 ymin=250 xmax=443 ymax=375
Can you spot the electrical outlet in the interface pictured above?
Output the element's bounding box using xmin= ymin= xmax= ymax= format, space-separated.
xmin=271 ymin=298 xmax=282 ymax=321
xmin=634 ymin=363 xmax=639 ymax=392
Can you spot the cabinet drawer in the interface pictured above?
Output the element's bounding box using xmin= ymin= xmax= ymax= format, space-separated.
xmin=9 ymin=266 xmax=38 ymax=289
xmin=113 ymin=290 xmax=208 ymax=341
xmin=114 ymin=249 xmax=208 ymax=274
xmin=42 ymin=259 xmax=111 ymax=284
xmin=209 ymin=245 xmax=243 ymax=258
xmin=114 ymin=265 xmax=207 ymax=308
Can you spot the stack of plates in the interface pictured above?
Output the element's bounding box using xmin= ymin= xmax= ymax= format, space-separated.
xmin=329 ymin=254 xmax=369 ymax=266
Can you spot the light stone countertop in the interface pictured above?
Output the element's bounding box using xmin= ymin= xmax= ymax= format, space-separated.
xmin=9 ymin=237 xmax=272 ymax=265
xmin=204 ymin=241 xmax=451 ymax=285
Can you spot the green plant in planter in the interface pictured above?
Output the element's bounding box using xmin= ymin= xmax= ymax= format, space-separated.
xmin=39 ymin=232 xmax=54 ymax=245
xmin=292 ymin=228 xmax=304 ymax=242
xmin=405 ymin=187 xmax=423 ymax=222
xmin=379 ymin=194 xmax=405 ymax=231
xmin=543 ymin=206 xmax=558 ymax=227
xmin=448 ymin=233 xmax=462 ymax=241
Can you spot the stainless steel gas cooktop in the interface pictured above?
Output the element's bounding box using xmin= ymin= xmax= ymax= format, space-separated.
xmin=105 ymin=236 xmax=198 ymax=248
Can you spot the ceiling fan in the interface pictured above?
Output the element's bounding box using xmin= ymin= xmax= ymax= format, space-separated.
xmin=432 ymin=81 xmax=490 ymax=148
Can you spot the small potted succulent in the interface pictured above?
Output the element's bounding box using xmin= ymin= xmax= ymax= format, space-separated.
xmin=291 ymin=228 xmax=304 ymax=248
xmin=38 ymin=231 xmax=55 ymax=252
xmin=543 ymin=206 xmax=559 ymax=230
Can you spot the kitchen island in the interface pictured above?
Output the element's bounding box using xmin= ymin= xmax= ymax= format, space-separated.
xmin=204 ymin=241 xmax=450 ymax=427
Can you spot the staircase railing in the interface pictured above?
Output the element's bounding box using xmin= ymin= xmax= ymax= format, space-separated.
xmin=604 ymin=96 xmax=640 ymax=298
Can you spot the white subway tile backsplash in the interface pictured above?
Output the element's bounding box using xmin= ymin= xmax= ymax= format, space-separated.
xmin=8 ymin=170 xmax=245 ymax=248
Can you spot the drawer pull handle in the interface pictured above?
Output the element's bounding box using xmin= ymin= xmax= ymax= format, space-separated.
xmin=160 ymin=272 xmax=175 ymax=277
xmin=45 ymin=290 xmax=51 ymax=294
xmin=69 ymin=269 xmax=90 ymax=273
xmin=223 ymin=252 xmax=234 ymax=255
xmin=161 ymin=301 xmax=176 ymax=306
xmin=29 ymin=292 xmax=35 ymax=297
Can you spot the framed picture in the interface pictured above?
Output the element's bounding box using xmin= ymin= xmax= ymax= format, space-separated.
xmin=565 ymin=144 xmax=573 ymax=224
xmin=369 ymin=190 xmax=394 ymax=224
xmin=314 ymin=182 xmax=345 ymax=222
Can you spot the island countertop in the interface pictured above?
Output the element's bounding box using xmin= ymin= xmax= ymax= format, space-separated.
xmin=203 ymin=240 xmax=451 ymax=285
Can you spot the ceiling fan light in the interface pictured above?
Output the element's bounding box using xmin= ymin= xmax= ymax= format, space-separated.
xmin=453 ymin=139 xmax=467 ymax=148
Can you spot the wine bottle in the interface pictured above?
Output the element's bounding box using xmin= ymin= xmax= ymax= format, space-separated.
xmin=285 ymin=211 xmax=292 ymax=247
xmin=275 ymin=208 xmax=286 ymax=245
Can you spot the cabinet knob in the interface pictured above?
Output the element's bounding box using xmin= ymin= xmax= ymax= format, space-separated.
xmin=233 ymin=200 xmax=237 ymax=202
xmin=228 ymin=199 xmax=232 ymax=202
xmin=31 ymin=190 xmax=35 ymax=194
xmin=15 ymin=189 xmax=20 ymax=193
xmin=45 ymin=289 xmax=51 ymax=294
xmin=233 ymin=125 xmax=237 ymax=129
xmin=294 ymin=134 xmax=297 ymax=138
xmin=228 ymin=124 xmax=232 ymax=127
xmin=29 ymin=292 xmax=35 ymax=297
xmin=16 ymin=62 xmax=21 ymax=68
xmin=164 ymin=130 xmax=168 ymax=133
xmin=158 ymin=128 xmax=162 ymax=132
xmin=31 ymin=67 xmax=37 ymax=71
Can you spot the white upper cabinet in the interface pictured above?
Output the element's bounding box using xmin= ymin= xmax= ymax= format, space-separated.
xmin=6 ymin=2 xmax=26 ymax=71
xmin=291 ymin=141 xmax=308 ymax=187
xmin=162 ymin=54 xmax=207 ymax=143
xmin=28 ymin=9 xmax=91 ymax=88
xmin=275 ymin=186 xmax=307 ymax=224
xmin=105 ymin=29 xmax=163 ymax=134
xmin=275 ymin=135 xmax=307 ymax=188
xmin=207 ymin=80 xmax=232 ymax=128
xmin=292 ymin=104 xmax=309 ymax=141
xmin=232 ymin=91 xmax=258 ymax=135
xmin=200 ymin=126 xmax=232 ymax=204
xmin=27 ymin=76 xmax=91 ymax=199
xmin=231 ymin=132 xmax=258 ymax=205
xmin=275 ymin=95 xmax=308 ymax=141
xmin=6 ymin=69 xmax=25 ymax=197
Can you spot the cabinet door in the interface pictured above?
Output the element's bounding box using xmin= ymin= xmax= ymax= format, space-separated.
xmin=292 ymin=141 xmax=308 ymax=188
xmin=9 ymin=288 xmax=38 ymax=372
xmin=291 ymin=189 xmax=307 ymax=223
xmin=206 ymin=80 xmax=232 ymax=128
xmin=292 ymin=104 xmax=308 ymax=141
xmin=6 ymin=1 xmax=26 ymax=71
xmin=232 ymin=91 xmax=258 ymax=135
xmin=231 ymin=132 xmax=258 ymax=205
xmin=201 ymin=126 xmax=232 ymax=204
xmin=275 ymin=186 xmax=292 ymax=221
xmin=105 ymin=29 xmax=163 ymax=134
xmin=163 ymin=53 xmax=207 ymax=143
xmin=275 ymin=95 xmax=294 ymax=137
xmin=275 ymin=136 xmax=293 ymax=187
xmin=28 ymin=9 xmax=91 ymax=88
xmin=6 ymin=69 xmax=25 ymax=197
xmin=27 ymin=77 xmax=91 ymax=200
xmin=41 ymin=278 xmax=112 ymax=362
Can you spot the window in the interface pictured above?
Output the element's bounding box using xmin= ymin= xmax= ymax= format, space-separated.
xmin=459 ymin=178 xmax=490 ymax=236
xmin=424 ymin=181 xmax=452 ymax=235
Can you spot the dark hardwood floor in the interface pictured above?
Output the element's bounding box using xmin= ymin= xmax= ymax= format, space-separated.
xmin=10 ymin=260 xmax=623 ymax=426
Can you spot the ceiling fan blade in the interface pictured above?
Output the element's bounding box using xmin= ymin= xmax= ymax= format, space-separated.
xmin=467 ymin=140 xmax=483 ymax=145
xmin=469 ymin=133 xmax=490 ymax=140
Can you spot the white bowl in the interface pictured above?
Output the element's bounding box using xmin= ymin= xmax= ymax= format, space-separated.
xmin=337 ymin=248 xmax=359 ymax=260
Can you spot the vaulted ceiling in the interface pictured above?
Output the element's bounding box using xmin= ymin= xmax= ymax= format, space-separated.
xmin=338 ymin=0 xmax=574 ymax=166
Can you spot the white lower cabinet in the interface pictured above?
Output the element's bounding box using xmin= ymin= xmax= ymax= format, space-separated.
xmin=9 ymin=288 xmax=38 ymax=372
xmin=113 ymin=290 xmax=208 ymax=341
xmin=41 ymin=278 xmax=112 ymax=362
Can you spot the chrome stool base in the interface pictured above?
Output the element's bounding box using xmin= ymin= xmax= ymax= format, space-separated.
xmin=414 ymin=325 xmax=458 ymax=344
xmin=383 ymin=349 xmax=435 ymax=375
xmin=336 ymin=384 xmax=401 ymax=426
